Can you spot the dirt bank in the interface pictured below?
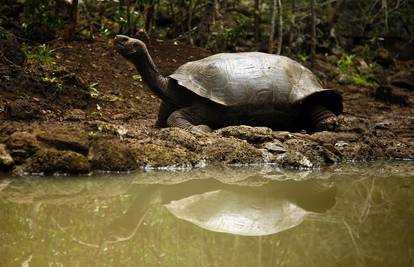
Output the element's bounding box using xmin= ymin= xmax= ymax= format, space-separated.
xmin=1 ymin=36 xmax=413 ymax=175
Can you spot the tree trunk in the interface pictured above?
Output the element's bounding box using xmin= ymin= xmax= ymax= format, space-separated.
xmin=310 ymin=0 xmax=316 ymax=66
xmin=188 ymin=0 xmax=194 ymax=45
xmin=276 ymin=0 xmax=283 ymax=54
xmin=268 ymin=0 xmax=277 ymax=53
xmin=196 ymin=0 xmax=214 ymax=47
xmin=254 ymin=0 xmax=261 ymax=45
xmin=144 ymin=1 xmax=155 ymax=35
xmin=269 ymin=0 xmax=282 ymax=54
xmin=382 ymin=0 xmax=389 ymax=33
xmin=63 ymin=0 xmax=78 ymax=41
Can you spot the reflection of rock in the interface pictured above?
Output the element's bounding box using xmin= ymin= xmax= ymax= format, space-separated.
xmin=166 ymin=190 xmax=308 ymax=236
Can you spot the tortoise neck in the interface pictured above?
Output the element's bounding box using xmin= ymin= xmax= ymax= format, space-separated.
xmin=133 ymin=48 xmax=176 ymax=103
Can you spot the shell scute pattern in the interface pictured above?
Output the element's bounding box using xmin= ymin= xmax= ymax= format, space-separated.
xmin=170 ymin=52 xmax=330 ymax=108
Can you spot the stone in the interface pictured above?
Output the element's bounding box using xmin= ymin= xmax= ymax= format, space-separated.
xmin=311 ymin=132 xmax=360 ymax=144
xmin=0 ymin=29 xmax=26 ymax=65
xmin=275 ymin=151 xmax=313 ymax=169
xmin=263 ymin=140 xmax=287 ymax=154
xmin=375 ymin=86 xmax=409 ymax=106
xmin=157 ymin=127 xmax=201 ymax=151
xmin=6 ymin=132 xmax=40 ymax=163
xmin=88 ymin=138 xmax=137 ymax=171
xmin=389 ymin=70 xmax=414 ymax=91
xmin=0 ymin=144 xmax=14 ymax=169
xmin=130 ymin=140 xmax=196 ymax=169
xmin=63 ymin=109 xmax=86 ymax=121
xmin=6 ymin=99 xmax=42 ymax=120
xmin=202 ymin=137 xmax=263 ymax=164
xmin=18 ymin=148 xmax=90 ymax=175
xmin=36 ymin=127 xmax=89 ymax=155
xmin=216 ymin=125 xmax=274 ymax=143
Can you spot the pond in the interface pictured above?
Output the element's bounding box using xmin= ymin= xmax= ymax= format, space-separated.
xmin=0 ymin=162 xmax=413 ymax=267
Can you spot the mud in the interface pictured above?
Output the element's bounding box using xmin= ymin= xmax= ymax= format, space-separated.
xmin=0 ymin=36 xmax=413 ymax=175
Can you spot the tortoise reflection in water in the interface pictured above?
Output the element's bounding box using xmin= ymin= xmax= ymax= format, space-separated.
xmin=106 ymin=179 xmax=336 ymax=238
xmin=114 ymin=35 xmax=343 ymax=133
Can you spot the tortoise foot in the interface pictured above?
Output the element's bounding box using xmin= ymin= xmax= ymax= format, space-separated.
xmin=190 ymin=125 xmax=212 ymax=133
xmin=313 ymin=116 xmax=339 ymax=132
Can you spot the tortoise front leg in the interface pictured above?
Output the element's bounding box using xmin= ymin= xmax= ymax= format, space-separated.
xmin=166 ymin=106 xmax=212 ymax=133
xmin=306 ymin=105 xmax=339 ymax=132
xmin=155 ymin=101 xmax=176 ymax=128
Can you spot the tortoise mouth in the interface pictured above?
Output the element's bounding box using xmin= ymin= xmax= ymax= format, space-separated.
xmin=114 ymin=42 xmax=135 ymax=56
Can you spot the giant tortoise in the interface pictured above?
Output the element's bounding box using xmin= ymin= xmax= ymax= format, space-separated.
xmin=114 ymin=35 xmax=343 ymax=133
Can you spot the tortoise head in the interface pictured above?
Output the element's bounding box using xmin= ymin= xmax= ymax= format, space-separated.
xmin=114 ymin=35 xmax=148 ymax=61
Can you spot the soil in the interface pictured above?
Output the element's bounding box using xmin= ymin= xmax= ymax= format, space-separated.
xmin=0 ymin=36 xmax=413 ymax=175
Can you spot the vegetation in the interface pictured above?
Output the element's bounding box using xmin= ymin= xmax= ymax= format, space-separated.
xmin=23 ymin=44 xmax=55 ymax=65
xmin=1 ymin=1 xmax=411 ymax=53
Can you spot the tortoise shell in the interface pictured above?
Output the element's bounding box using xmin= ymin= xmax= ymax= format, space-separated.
xmin=170 ymin=52 xmax=342 ymax=114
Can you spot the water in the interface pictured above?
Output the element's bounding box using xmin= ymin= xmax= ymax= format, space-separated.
xmin=0 ymin=162 xmax=413 ymax=267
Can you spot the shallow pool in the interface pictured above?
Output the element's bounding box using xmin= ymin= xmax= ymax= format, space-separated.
xmin=0 ymin=162 xmax=413 ymax=266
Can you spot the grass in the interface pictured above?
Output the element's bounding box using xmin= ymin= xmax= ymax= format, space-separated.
xmin=336 ymin=54 xmax=378 ymax=88
xmin=24 ymin=43 xmax=55 ymax=65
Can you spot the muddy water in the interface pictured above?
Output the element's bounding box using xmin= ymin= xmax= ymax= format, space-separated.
xmin=0 ymin=162 xmax=413 ymax=267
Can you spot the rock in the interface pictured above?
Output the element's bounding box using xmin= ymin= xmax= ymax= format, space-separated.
xmin=376 ymin=47 xmax=394 ymax=67
xmin=88 ymin=138 xmax=137 ymax=171
xmin=6 ymin=99 xmax=42 ymax=120
xmin=0 ymin=144 xmax=14 ymax=169
xmin=36 ymin=127 xmax=89 ymax=155
xmin=63 ymin=109 xmax=86 ymax=121
xmin=130 ymin=140 xmax=196 ymax=168
xmin=272 ymin=131 xmax=292 ymax=142
xmin=275 ymin=151 xmax=313 ymax=169
xmin=17 ymin=148 xmax=90 ymax=175
xmin=325 ymin=54 xmax=339 ymax=64
xmin=263 ymin=140 xmax=287 ymax=154
xmin=0 ymin=29 xmax=26 ymax=65
xmin=157 ymin=127 xmax=201 ymax=151
xmin=375 ymin=86 xmax=409 ymax=106
xmin=6 ymin=132 xmax=40 ymax=163
xmin=389 ymin=70 xmax=414 ymax=91
xmin=284 ymin=138 xmax=340 ymax=166
xmin=310 ymin=132 xmax=360 ymax=144
xmin=203 ymin=137 xmax=263 ymax=164
xmin=216 ymin=126 xmax=273 ymax=143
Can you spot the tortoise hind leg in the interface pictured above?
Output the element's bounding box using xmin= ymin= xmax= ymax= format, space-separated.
xmin=167 ymin=105 xmax=212 ymax=133
xmin=306 ymin=105 xmax=339 ymax=132
xmin=155 ymin=101 xmax=176 ymax=128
